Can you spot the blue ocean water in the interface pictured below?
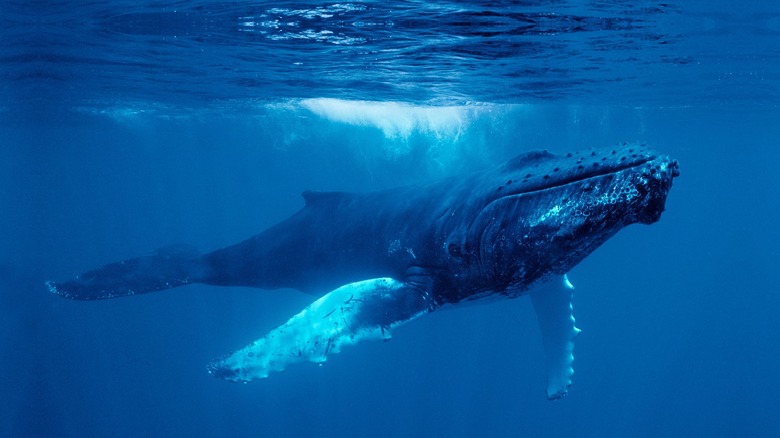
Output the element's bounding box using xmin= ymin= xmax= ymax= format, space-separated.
xmin=2 ymin=1 xmax=779 ymax=437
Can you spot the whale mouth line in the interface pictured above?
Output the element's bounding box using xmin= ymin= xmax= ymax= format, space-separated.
xmin=469 ymin=157 xmax=661 ymax=243
xmin=507 ymin=155 xmax=658 ymax=198
xmin=470 ymin=157 xmax=666 ymax=235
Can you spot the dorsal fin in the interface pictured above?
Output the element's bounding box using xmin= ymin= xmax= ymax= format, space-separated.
xmin=301 ymin=190 xmax=350 ymax=206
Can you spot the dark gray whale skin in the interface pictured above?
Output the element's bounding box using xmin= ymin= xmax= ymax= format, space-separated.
xmin=48 ymin=144 xmax=678 ymax=397
xmin=48 ymin=144 xmax=678 ymax=305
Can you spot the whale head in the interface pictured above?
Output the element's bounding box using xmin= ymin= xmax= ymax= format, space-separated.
xmin=458 ymin=144 xmax=679 ymax=296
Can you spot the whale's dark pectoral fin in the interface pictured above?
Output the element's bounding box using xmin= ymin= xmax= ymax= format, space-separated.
xmin=207 ymin=277 xmax=436 ymax=382
xmin=47 ymin=245 xmax=207 ymax=300
xmin=530 ymin=275 xmax=581 ymax=400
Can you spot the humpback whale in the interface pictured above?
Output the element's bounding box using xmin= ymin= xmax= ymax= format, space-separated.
xmin=48 ymin=144 xmax=678 ymax=399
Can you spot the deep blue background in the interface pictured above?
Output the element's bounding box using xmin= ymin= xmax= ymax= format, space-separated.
xmin=2 ymin=104 xmax=778 ymax=437
xmin=2 ymin=0 xmax=780 ymax=436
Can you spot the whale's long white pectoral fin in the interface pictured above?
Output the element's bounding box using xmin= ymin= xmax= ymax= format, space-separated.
xmin=207 ymin=278 xmax=435 ymax=382
xmin=530 ymin=274 xmax=581 ymax=400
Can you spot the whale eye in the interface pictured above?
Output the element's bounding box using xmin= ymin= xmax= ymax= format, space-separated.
xmin=448 ymin=243 xmax=462 ymax=258
xmin=582 ymin=182 xmax=593 ymax=192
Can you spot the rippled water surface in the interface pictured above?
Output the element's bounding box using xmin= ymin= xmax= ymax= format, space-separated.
xmin=3 ymin=0 xmax=779 ymax=111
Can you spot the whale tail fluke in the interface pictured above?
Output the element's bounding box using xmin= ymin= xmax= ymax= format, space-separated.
xmin=47 ymin=245 xmax=208 ymax=300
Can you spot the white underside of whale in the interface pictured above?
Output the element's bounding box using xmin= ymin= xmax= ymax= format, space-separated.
xmin=208 ymin=274 xmax=579 ymax=400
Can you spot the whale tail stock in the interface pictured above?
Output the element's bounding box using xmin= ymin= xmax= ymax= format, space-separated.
xmin=47 ymin=245 xmax=209 ymax=300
